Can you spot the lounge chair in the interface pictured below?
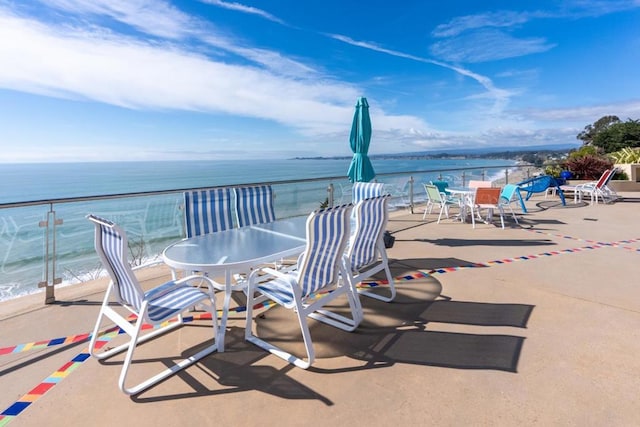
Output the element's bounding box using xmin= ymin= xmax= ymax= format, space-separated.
xmin=86 ymin=215 xmax=219 ymax=395
xmin=516 ymin=176 xmax=565 ymax=212
xmin=574 ymin=168 xmax=619 ymax=204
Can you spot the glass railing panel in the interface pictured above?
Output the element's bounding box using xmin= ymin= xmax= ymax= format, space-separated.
xmin=0 ymin=205 xmax=48 ymax=300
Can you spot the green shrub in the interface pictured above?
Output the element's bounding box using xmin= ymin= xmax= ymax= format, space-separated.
xmin=544 ymin=164 xmax=562 ymax=178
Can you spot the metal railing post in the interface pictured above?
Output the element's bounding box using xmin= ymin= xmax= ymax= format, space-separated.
xmin=461 ymin=171 xmax=466 ymax=186
xmin=38 ymin=204 xmax=63 ymax=304
xmin=505 ymin=168 xmax=509 ymax=184
xmin=327 ymin=183 xmax=334 ymax=207
xmin=409 ymin=176 xmax=415 ymax=214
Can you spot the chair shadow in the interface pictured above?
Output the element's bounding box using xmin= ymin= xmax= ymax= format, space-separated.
xmin=131 ymin=327 xmax=334 ymax=405
xmin=131 ymin=260 xmax=532 ymax=401
xmin=415 ymin=238 xmax=556 ymax=247
xmin=250 ymin=272 xmax=532 ymax=375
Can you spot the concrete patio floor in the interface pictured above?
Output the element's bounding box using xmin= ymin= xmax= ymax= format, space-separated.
xmin=1 ymin=192 xmax=640 ymax=426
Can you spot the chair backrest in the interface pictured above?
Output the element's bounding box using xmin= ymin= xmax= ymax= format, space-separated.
xmin=352 ymin=182 xmax=385 ymax=204
xmin=430 ymin=180 xmax=449 ymax=194
xmin=233 ymin=185 xmax=276 ymax=227
xmin=424 ymin=184 xmax=444 ymax=203
xmin=296 ymin=204 xmax=353 ymax=297
xmin=469 ymin=180 xmax=492 ymax=189
xmin=474 ymin=187 xmax=501 ymax=205
xmin=184 ymin=188 xmax=233 ymax=238
xmin=87 ymin=215 xmax=144 ymax=310
xmin=596 ymin=169 xmax=615 ymax=189
xmin=348 ymin=195 xmax=389 ymax=271
xmin=499 ymin=184 xmax=520 ymax=204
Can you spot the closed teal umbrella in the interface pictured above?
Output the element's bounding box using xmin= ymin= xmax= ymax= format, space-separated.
xmin=347 ymin=97 xmax=376 ymax=183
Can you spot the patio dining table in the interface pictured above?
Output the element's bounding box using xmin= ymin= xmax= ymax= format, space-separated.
xmin=162 ymin=216 xmax=308 ymax=351
xmin=445 ymin=186 xmax=476 ymax=222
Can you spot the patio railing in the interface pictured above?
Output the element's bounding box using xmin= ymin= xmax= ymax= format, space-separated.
xmin=0 ymin=164 xmax=534 ymax=304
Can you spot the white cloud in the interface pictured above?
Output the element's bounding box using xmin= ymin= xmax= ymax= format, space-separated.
xmin=430 ymin=29 xmax=555 ymax=63
xmin=199 ymin=0 xmax=286 ymax=24
xmin=39 ymin=0 xmax=197 ymax=39
xmin=0 ymin=8 xmax=434 ymax=140
xmin=432 ymin=10 xmax=536 ymax=38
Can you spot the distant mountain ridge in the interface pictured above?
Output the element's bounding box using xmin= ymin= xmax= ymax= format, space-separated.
xmin=294 ymin=143 xmax=580 ymax=160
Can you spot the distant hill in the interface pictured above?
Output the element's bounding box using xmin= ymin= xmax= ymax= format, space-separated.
xmin=294 ymin=143 xmax=580 ymax=161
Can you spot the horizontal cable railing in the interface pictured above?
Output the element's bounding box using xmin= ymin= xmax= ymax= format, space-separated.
xmin=0 ymin=164 xmax=535 ymax=304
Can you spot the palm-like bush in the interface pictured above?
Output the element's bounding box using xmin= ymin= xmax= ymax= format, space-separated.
xmin=609 ymin=147 xmax=640 ymax=163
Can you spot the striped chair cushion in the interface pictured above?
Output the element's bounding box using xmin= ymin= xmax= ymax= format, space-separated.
xmin=352 ymin=182 xmax=385 ymax=204
xmin=184 ymin=188 xmax=233 ymax=237
xmin=234 ymin=185 xmax=276 ymax=227
xmin=349 ymin=195 xmax=388 ymax=270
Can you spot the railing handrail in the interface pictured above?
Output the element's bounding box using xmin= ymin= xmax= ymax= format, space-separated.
xmin=0 ymin=164 xmax=519 ymax=209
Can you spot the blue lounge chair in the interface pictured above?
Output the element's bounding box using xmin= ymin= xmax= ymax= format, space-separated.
xmin=516 ymin=175 xmax=566 ymax=212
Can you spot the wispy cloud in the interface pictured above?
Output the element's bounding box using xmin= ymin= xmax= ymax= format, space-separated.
xmin=0 ymin=5 xmax=432 ymax=142
xmin=329 ymin=34 xmax=514 ymax=114
xmin=199 ymin=0 xmax=286 ymax=24
xmin=522 ymin=100 xmax=640 ymax=122
xmin=432 ymin=10 xmax=537 ymax=38
xmin=430 ymin=29 xmax=555 ymax=63
xmin=38 ymin=0 xmax=198 ymax=39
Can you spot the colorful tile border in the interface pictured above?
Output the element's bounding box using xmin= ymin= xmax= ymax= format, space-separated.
xmin=1 ymin=234 xmax=637 ymax=424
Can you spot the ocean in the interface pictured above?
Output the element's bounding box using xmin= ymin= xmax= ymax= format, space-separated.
xmin=0 ymin=158 xmax=515 ymax=301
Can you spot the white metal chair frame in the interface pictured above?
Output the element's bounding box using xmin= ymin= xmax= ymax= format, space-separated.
xmin=347 ymin=195 xmax=396 ymax=302
xmin=575 ymin=168 xmax=619 ymax=204
xmin=423 ymin=184 xmax=459 ymax=222
xmin=244 ymin=204 xmax=362 ymax=369
xmin=87 ymin=215 xmax=219 ymax=395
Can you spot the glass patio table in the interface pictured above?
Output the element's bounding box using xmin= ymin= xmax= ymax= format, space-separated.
xmin=162 ymin=216 xmax=308 ymax=351
xmin=445 ymin=187 xmax=476 ymax=222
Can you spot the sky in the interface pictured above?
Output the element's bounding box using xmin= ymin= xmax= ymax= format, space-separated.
xmin=1 ymin=0 xmax=640 ymax=163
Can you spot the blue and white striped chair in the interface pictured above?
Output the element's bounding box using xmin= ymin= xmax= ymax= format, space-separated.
xmin=184 ymin=188 xmax=233 ymax=238
xmin=347 ymin=195 xmax=396 ymax=302
xmin=352 ymin=181 xmax=385 ymax=204
xmin=244 ymin=204 xmax=362 ymax=369
xmin=233 ymin=185 xmax=276 ymax=227
xmin=86 ymin=215 xmax=219 ymax=395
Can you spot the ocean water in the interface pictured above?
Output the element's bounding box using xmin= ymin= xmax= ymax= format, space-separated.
xmin=0 ymin=158 xmax=515 ymax=301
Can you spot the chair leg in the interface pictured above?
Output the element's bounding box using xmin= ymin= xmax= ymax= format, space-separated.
xmin=355 ymin=246 xmax=396 ymax=303
xmin=245 ymin=291 xmax=316 ymax=369
xmin=89 ymin=289 xmax=218 ymax=395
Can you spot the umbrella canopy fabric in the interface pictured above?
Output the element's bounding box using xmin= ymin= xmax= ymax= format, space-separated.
xmin=347 ymin=97 xmax=376 ymax=183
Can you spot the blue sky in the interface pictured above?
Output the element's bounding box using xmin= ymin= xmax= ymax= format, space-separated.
xmin=1 ymin=0 xmax=639 ymax=162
